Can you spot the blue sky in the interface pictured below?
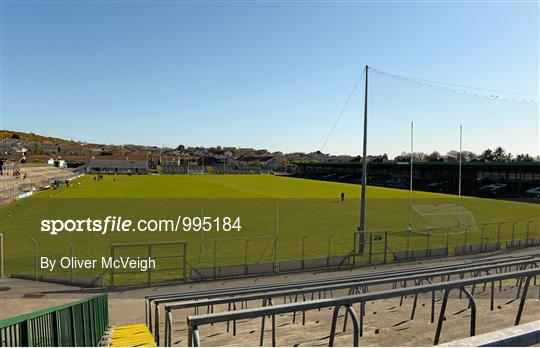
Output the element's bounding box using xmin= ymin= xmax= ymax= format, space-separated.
xmin=1 ymin=1 xmax=538 ymax=157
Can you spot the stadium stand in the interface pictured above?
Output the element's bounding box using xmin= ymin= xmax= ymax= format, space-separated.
xmin=0 ymin=164 xmax=77 ymax=203
xmin=183 ymin=268 xmax=538 ymax=347
xmin=144 ymin=253 xmax=540 ymax=346
xmin=295 ymin=161 xmax=540 ymax=200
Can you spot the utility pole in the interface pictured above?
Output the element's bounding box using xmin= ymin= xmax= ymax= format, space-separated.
xmin=358 ymin=65 xmax=369 ymax=253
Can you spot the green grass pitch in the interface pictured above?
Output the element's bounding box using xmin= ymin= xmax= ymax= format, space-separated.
xmin=1 ymin=174 xmax=538 ymax=285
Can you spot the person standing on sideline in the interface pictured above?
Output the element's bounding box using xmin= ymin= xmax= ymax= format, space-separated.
xmin=340 ymin=192 xmax=345 ymax=203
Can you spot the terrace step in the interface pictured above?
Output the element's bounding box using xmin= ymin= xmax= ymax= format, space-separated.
xmin=110 ymin=324 xmax=156 ymax=347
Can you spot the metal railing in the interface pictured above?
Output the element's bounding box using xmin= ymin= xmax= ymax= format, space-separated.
xmin=187 ymin=218 xmax=539 ymax=281
xmin=185 ymin=269 xmax=540 ymax=347
xmin=0 ymin=294 xmax=108 ymax=347
xmin=164 ymin=258 xmax=539 ymax=346
xmin=151 ymin=255 xmax=539 ymax=346
xmin=9 ymin=218 xmax=537 ymax=287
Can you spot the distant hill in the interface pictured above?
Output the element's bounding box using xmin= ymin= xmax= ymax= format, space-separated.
xmin=0 ymin=130 xmax=76 ymax=144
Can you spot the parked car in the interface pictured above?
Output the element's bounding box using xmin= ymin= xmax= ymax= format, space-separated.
xmin=525 ymin=186 xmax=540 ymax=198
xmin=384 ymin=178 xmax=407 ymax=188
xmin=427 ymin=181 xmax=446 ymax=192
xmin=479 ymin=183 xmax=508 ymax=196
xmin=479 ymin=183 xmax=507 ymax=191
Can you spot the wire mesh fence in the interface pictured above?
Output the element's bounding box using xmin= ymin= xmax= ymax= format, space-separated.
xmin=3 ymin=217 xmax=539 ymax=286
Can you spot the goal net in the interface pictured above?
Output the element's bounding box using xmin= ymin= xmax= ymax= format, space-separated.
xmin=412 ymin=204 xmax=477 ymax=230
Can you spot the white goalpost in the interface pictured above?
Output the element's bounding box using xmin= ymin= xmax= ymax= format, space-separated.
xmin=412 ymin=203 xmax=476 ymax=229
xmin=409 ymin=123 xmax=477 ymax=231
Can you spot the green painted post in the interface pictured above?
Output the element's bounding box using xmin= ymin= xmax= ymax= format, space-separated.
xmin=21 ymin=320 xmax=30 ymax=346
xmin=52 ymin=311 xmax=60 ymax=346
xmin=89 ymin=302 xmax=95 ymax=346
xmin=70 ymin=306 xmax=77 ymax=346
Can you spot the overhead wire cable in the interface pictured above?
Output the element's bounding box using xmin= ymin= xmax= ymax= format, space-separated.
xmin=320 ymin=69 xmax=366 ymax=151
xmin=368 ymin=67 xmax=539 ymax=103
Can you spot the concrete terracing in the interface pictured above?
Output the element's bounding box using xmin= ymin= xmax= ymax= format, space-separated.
xmin=169 ymin=297 xmax=539 ymax=346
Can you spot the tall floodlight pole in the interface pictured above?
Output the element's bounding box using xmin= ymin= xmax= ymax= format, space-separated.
xmin=458 ymin=125 xmax=463 ymax=226
xmin=358 ymin=65 xmax=369 ymax=253
xmin=458 ymin=125 xmax=462 ymax=198
xmin=409 ymin=121 xmax=414 ymax=231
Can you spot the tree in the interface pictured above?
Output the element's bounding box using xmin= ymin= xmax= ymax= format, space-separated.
xmin=426 ymin=151 xmax=441 ymax=162
xmin=11 ymin=133 xmax=20 ymax=139
xmin=369 ymin=154 xmax=388 ymax=162
xmin=394 ymin=151 xmax=409 ymax=162
xmin=492 ymin=147 xmax=510 ymax=162
xmin=515 ymin=153 xmax=534 ymax=162
xmin=479 ymin=149 xmax=494 ymax=161
xmin=412 ymin=152 xmax=426 ymax=161
xmin=444 ymin=150 xmax=459 ymax=162
xmin=461 ymin=151 xmax=475 ymax=161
